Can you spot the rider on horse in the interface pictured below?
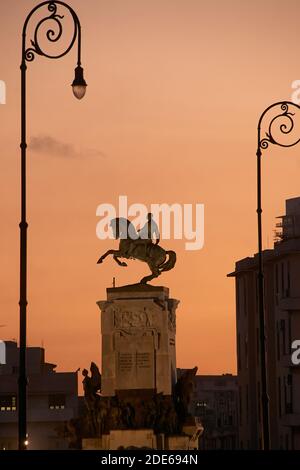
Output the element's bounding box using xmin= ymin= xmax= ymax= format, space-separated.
xmin=135 ymin=213 xmax=160 ymax=258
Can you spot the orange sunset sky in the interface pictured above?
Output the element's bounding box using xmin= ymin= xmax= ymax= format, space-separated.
xmin=1 ymin=0 xmax=300 ymax=388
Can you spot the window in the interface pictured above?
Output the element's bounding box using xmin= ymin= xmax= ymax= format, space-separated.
xmin=281 ymin=319 xmax=286 ymax=356
xmin=276 ymin=321 xmax=280 ymax=360
xmin=195 ymin=400 xmax=207 ymax=416
xmin=275 ymin=264 xmax=279 ymax=306
xmin=48 ymin=394 xmax=65 ymax=410
xmin=288 ymin=317 xmax=292 ymax=353
xmin=256 ymin=328 xmax=260 ymax=365
xmin=246 ymin=384 xmax=249 ymax=424
xmin=285 ymin=374 xmax=293 ymax=414
xmin=0 ymin=395 xmax=17 ymax=411
xmin=239 ymin=386 xmax=242 ymax=426
xmin=196 ymin=400 xmax=207 ymax=408
xmin=278 ymin=377 xmax=282 ymax=417
xmin=257 ymin=381 xmax=261 ymax=423
xmin=287 ymin=261 xmax=291 ymax=296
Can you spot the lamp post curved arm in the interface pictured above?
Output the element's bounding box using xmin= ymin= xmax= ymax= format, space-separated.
xmin=256 ymin=101 xmax=300 ymax=450
xmin=257 ymin=101 xmax=300 ymax=151
xmin=22 ymin=1 xmax=80 ymax=62
xmin=18 ymin=1 xmax=86 ymax=451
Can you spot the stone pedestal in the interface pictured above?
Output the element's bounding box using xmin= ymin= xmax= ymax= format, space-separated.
xmin=97 ymin=284 xmax=179 ymax=397
xmin=82 ymin=431 xmax=156 ymax=450
xmin=82 ymin=432 xmax=199 ymax=450
xmin=109 ymin=429 xmax=157 ymax=450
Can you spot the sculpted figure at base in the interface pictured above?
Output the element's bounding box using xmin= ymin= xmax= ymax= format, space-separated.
xmin=175 ymin=366 xmax=198 ymax=421
xmin=82 ymin=362 xmax=102 ymax=435
xmin=61 ymin=361 xmax=199 ymax=448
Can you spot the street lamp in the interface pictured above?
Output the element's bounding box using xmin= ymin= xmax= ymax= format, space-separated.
xmin=256 ymin=101 xmax=300 ymax=450
xmin=72 ymin=65 xmax=87 ymax=99
xmin=19 ymin=1 xmax=86 ymax=451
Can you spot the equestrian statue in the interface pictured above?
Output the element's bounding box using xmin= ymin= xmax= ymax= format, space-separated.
xmin=97 ymin=214 xmax=176 ymax=284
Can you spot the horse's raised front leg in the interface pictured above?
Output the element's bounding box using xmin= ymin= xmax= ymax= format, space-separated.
xmin=97 ymin=249 xmax=119 ymax=264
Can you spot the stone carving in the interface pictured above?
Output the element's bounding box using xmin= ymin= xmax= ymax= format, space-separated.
xmin=82 ymin=362 xmax=102 ymax=435
xmin=62 ymin=367 xmax=200 ymax=448
xmin=117 ymin=329 xmax=156 ymax=339
xmin=55 ymin=418 xmax=84 ymax=449
xmin=64 ymin=363 xmax=200 ymax=448
xmin=120 ymin=401 xmax=135 ymax=428
xmin=174 ymin=366 xmax=198 ymax=421
xmin=168 ymin=310 xmax=176 ymax=332
xmin=167 ymin=299 xmax=179 ymax=332
xmin=97 ymin=217 xmax=176 ymax=284
xmin=114 ymin=309 xmax=153 ymax=329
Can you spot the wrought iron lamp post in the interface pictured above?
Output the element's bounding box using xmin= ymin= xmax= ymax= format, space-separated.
xmin=256 ymin=101 xmax=300 ymax=450
xmin=19 ymin=1 xmax=87 ymax=450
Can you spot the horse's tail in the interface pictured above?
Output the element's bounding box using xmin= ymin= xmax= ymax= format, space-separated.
xmin=159 ymin=250 xmax=176 ymax=272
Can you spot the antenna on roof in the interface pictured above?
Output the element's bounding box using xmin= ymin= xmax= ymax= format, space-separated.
xmin=112 ymin=277 xmax=116 ymax=288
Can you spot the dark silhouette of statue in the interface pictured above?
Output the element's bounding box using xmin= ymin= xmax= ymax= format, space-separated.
xmin=121 ymin=401 xmax=135 ymax=428
xmin=61 ymin=361 xmax=200 ymax=447
xmin=97 ymin=217 xmax=176 ymax=284
xmin=138 ymin=212 xmax=160 ymax=244
xmin=82 ymin=362 xmax=102 ymax=435
xmin=175 ymin=366 xmax=198 ymax=421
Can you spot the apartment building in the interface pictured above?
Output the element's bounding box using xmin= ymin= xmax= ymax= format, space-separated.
xmin=228 ymin=197 xmax=300 ymax=449
xmin=0 ymin=341 xmax=78 ymax=449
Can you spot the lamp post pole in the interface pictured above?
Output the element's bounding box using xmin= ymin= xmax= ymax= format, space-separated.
xmin=256 ymin=101 xmax=300 ymax=450
xmin=19 ymin=1 xmax=87 ymax=450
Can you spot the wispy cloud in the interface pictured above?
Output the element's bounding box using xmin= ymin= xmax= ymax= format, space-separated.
xmin=30 ymin=135 xmax=105 ymax=159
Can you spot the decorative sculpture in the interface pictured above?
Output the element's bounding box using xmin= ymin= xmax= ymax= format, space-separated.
xmin=60 ymin=362 xmax=201 ymax=448
xmin=175 ymin=366 xmax=198 ymax=420
xmin=82 ymin=362 xmax=102 ymax=435
xmin=97 ymin=217 xmax=176 ymax=283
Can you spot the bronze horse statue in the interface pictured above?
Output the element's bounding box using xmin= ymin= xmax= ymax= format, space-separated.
xmin=97 ymin=217 xmax=176 ymax=284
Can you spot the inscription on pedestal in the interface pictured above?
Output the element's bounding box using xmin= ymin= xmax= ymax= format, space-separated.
xmin=118 ymin=352 xmax=151 ymax=372
xmin=137 ymin=352 xmax=151 ymax=369
xmin=117 ymin=349 xmax=154 ymax=390
xmin=119 ymin=353 xmax=134 ymax=372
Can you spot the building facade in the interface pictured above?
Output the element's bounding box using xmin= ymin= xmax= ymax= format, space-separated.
xmin=0 ymin=341 xmax=78 ymax=450
xmin=192 ymin=374 xmax=238 ymax=449
xmin=177 ymin=369 xmax=238 ymax=449
xmin=228 ymin=197 xmax=300 ymax=449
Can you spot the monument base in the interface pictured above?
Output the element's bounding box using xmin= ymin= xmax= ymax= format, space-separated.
xmin=77 ymin=284 xmax=201 ymax=451
xmin=97 ymin=284 xmax=179 ymax=397
xmin=82 ymin=430 xmax=199 ymax=450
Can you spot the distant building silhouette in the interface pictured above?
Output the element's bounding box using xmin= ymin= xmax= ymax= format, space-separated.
xmin=228 ymin=197 xmax=300 ymax=449
xmin=177 ymin=370 xmax=238 ymax=449
xmin=0 ymin=341 xmax=78 ymax=450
